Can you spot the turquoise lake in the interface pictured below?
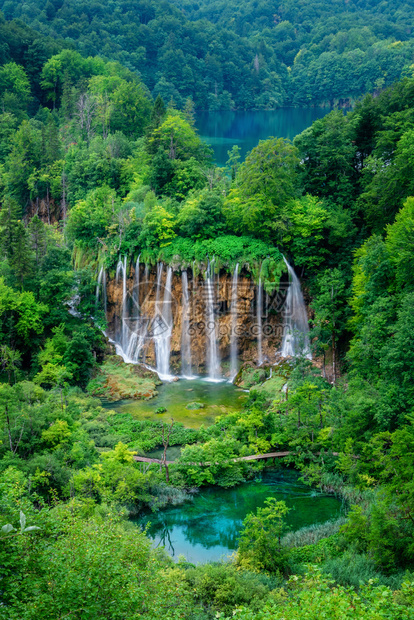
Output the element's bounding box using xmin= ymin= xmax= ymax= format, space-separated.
xmin=195 ymin=108 xmax=329 ymax=165
xmin=135 ymin=469 xmax=343 ymax=564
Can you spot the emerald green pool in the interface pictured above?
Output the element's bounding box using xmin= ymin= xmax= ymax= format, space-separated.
xmin=135 ymin=469 xmax=343 ymax=563
xmin=113 ymin=378 xmax=248 ymax=428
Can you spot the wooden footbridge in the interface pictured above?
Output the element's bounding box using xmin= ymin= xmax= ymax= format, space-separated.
xmin=133 ymin=451 xmax=319 ymax=467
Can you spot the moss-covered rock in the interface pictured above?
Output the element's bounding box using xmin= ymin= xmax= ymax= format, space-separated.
xmin=87 ymin=356 xmax=161 ymax=401
xmin=186 ymin=401 xmax=205 ymax=410
xmin=235 ymin=363 xmax=267 ymax=388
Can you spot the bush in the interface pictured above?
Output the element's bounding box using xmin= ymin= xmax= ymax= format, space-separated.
xmin=184 ymin=562 xmax=282 ymax=616
xmin=321 ymin=550 xmax=409 ymax=590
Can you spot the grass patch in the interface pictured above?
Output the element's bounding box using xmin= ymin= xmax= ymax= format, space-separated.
xmin=251 ymin=375 xmax=286 ymax=399
xmin=282 ymin=517 xmax=347 ymax=549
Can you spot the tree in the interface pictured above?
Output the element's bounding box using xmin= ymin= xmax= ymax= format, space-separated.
xmin=224 ymin=137 xmax=299 ymax=239
xmin=148 ymin=147 xmax=175 ymax=195
xmin=148 ymin=94 xmax=166 ymax=134
xmin=385 ymin=196 xmax=414 ymax=290
xmin=294 ymin=110 xmax=357 ymax=208
xmin=9 ymin=220 xmax=32 ymax=287
xmin=311 ymin=269 xmax=348 ymax=383
xmin=66 ymin=186 xmax=121 ymax=249
xmin=237 ymin=499 xmax=290 ymax=572
xmin=0 ymin=277 xmax=47 ymax=352
xmin=0 ymin=346 xmax=21 ymax=385
xmin=226 ymin=145 xmax=241 ymax=182
xmin=34 ymin=363 xmax=73 ymax=409
xmin=3 ymin=120 xmax=42 ymax=205
xmin=0 ymin=196 xmax=22 ymax=260
xmin=147 ymin=112 xmax=209 ymax=162
xmin=28 ymin=215 xmax=47 ymax=268
xmin=282 ymin=195 xmax=329 ymax=269
xmin=63 ymin=332 xmax=94 ymax=388
xmin=0 ymin=383 xmax=26 ymax=454
xmin=139 ymin=204 xmax=177 ymax=248
xmin=358 ymin=127 xmax=414 ymax=231
xmin=177 ymin=189 xmax=226 ymax=239
xmin=0 ymin=62 xmax=31 ymax=118
xmin=163 ymin=158 xmax=206 ymax=200
xmin=109 ymin=80 xmax=152 ymax=139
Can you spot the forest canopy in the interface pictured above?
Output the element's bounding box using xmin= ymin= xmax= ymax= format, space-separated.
xmin=0 ymin=0 xmax=414 ymax=109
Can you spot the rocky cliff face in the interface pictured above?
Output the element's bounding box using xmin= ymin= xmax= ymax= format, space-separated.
xmin=105 ymin=263 xmax=288 ymax=377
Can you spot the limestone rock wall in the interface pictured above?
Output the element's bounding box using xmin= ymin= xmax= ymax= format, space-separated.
xmin=105 ymin=263 xmax=287 ymax=377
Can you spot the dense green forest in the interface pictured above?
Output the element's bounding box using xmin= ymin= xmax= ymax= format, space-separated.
xmin=2 ymin=7 xmax=414 ymax=617
xmin=0 ymin=0 xmax=414 ymax=108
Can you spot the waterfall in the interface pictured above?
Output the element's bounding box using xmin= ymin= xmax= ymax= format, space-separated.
xmin=115 ymin=258 xmax=123 ymax=347
xmin=281 ymin=258 xmax=311 ymax=359
xmin=121 ymin=256 xmax=128 ymax=352
xmin=125 ymin=317 xmax=147 ymax=364
xmin=181 ymin=270 xmax=193 ymax=377
xmin=114 ymin=257 xmax=129 ymax=354
xmin=123 ymin=254 xmax=144 ymax=362
xmin=133 ymin=254 xmax=140 ymax=310
xmin=155 ymin=262 xmax=162 ymax=311
xmin=257 ymin=275 xmax=263 ymax=365
xmin=206 ymin=259 xmax=221 ymax=380
xmin=154 ymin=265 xmax=173 ymax=379
xmin=96 ymin=267 xmax=103 ymax=304
xmin=102 ymin=269 xmax=107 ymax=316
xmin=229 ymin=263 xmax=239 ymax=380
xmin=115 ymin=259 xmax=123 ymax=283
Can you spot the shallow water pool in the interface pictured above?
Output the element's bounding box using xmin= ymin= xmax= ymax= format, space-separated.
xmin=110 ymin=378 xmax=248 ymax=429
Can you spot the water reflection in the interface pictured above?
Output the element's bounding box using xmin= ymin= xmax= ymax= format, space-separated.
xmin=135 ymin=469 xmax=343 ymax=563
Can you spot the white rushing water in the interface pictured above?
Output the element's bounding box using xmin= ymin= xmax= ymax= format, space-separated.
xmin=102 ymin=269 xmax=107 ymax=316
xmin=133 ymin=254 xmax=140 ymax=310
xmin=181 ymin=270 xmax=193 ymax=378
xmin=229 ymin=263 xmax=239 ymax=380
xmin=154 ymin=265 xmax=173 ymax=380
xmin=206 ymin=258 xmax=221 ymax=381
xmin=96 ymin=266 xmax=104 ymax=304
xmin=257 ymin=275 xmax=263 ymax=365
xmin=115 ymin=258 xmax=126 ymax=349
xmin=280 ymin=258 xmax=311 ymax=359
xmin=103 ymin=257 xmax=309 ymax=381
xmin=121 ymin=256 xmax=128 ymax=352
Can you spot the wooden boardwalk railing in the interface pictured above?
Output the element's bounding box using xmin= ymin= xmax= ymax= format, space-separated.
xmin=133 ymin=451 xmax=313 ymax=467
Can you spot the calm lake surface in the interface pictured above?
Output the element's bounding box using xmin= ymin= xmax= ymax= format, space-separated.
xmin=196 ymin=108 xmax=328 ymax=166
xmin=135 ymin=469 xmax=343 ymax=563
